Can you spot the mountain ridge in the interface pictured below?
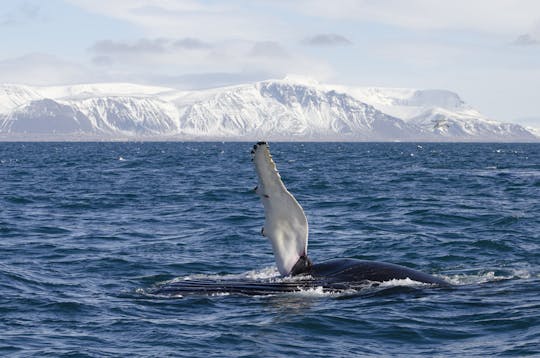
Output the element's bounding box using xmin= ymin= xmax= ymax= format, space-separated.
xmin=0 ymin=79 xmax=537 ymax=141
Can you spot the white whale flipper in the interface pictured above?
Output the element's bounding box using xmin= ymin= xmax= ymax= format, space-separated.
xmin=252 ymin=142 xmax=308 ymax=276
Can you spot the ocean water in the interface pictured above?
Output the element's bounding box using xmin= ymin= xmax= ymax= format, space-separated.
xmin=1 ymin=142 xmax=539 ymax=357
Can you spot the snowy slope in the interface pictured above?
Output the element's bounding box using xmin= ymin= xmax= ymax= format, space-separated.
xmin=0 ymin=79 xmax=537 ymax=141
xmin=345 ymin=87 xmax=534 ymax=140
xmin=176 ymin=80 xmax=411 ymax=140
xmin=0 ymin=84 xmax=43 ymax=113
xmin=69 ymin=97 xmax=179 ymax=135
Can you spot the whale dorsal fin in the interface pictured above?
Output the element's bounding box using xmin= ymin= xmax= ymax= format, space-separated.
xmin=252 ymin=142 xmax=309 ymax=276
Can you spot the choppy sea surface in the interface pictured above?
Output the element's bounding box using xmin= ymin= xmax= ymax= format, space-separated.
xmin=1 ymin=142 xmax=539 ymax=357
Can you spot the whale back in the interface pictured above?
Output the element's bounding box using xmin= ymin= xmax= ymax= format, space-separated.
xmin=252 ymin=142 xmax=308 ymax=276
xmin=310 ymin=259 xmax=449 ymax=286
xmin=151 ymin=259 xmax=449 ymax=297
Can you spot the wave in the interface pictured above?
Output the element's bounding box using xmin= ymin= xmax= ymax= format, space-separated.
xmin=441 ymin=268 xmax=536 ymax=286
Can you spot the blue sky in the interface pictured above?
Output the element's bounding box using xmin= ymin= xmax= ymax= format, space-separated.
xmin=1 ymin=0 xmax=539 ymax=127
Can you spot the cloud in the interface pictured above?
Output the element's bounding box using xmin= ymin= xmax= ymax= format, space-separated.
xmin=513 ymin=34 xmax=539 ymax=46
xmin=0 ymin=53 xmax=100 ymax=85
xmin=0 ymin=52 xmax=292 ymax=89
xmin=1 ymin=1 xmax=42 ymax=26
xmin=249 ymin=41 xmax=289 ymax=58
xmin=88 ymin=37 xmax=214 ymax=67
xmin=301 ymin=34 xmax=352 ymax=47
xmin=67 ymin=0 xmax=540 ymax=38
xmin=90 ymin=37 xmax=211 ymax=55
xmin=513 ymin=22 xmax=540 ymax=46
xmin=20 ymin=2 xmax=40 ymax=19
xmin=66 ymin=0 xmax=280 ymax=40
xmin=62 ymin=1 xmax=337 ymax=87
xmin=86 ymin=36 xmax=329 ymax=83
xmin=91 ymin=55 xmax=114 ymax=67
xmin=172 ymin=38 xmax=211 ymax=50
xmin=90 ymin=38 xmax=170 ymax=55
xmin=289 ymin=0 xmax=540 ymax=36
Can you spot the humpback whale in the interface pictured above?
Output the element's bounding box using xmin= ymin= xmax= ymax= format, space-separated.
xmin=251 ymin=141 xmax=448 ymax=286
xmin=152 ymin=142 xmax=448 ymax=297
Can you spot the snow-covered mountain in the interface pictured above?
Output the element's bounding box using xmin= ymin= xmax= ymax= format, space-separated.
xmin=0 ymin=79 xmax=537 ymax=141
xmin=344 ymin=87 xmax=535 ymax=141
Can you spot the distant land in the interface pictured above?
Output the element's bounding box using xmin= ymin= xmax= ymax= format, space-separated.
xmin=0 ymin=77 xmax=537 ymax=142
xmin=513 ymin=117 xmax=540 ymax=136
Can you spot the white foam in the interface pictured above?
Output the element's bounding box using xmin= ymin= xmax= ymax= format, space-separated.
xmin=210 ymin=292 xmax=230 ymax=297
xmin=244 ymin=266 xmax=281 ymax=280
xmin=294 ymin=286 xmax=347 ymax=297
xmin=170 ymin=265 xmax=280 ymax=283
xmin=441 ymin=268 xmax=535 ymax=286
xmin=271 ymin=285 xmax=360 ymax=298
xmin=444 ymin=271 xmax=502 ymax=285
xmin=377 ymin=277 xmax=433 ymax=288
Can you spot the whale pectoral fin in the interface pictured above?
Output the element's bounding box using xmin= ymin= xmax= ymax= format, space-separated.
xmin=252 ymin=142 xmax=309 ymax=276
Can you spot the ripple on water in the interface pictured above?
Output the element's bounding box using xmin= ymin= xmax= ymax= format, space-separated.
xmin=0 ymin=142 xmax=539 ymax=357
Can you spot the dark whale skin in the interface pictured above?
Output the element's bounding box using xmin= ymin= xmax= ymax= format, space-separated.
xmin=150 ymin=259 xmax=449 ymax=297
xmin=307 ymin=258 xmax=450 ymax=287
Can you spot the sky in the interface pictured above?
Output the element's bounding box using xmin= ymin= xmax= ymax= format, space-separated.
xmin=1 ymin=0 xmax=539 ymax=127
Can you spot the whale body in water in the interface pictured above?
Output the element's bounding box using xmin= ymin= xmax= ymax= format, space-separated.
xmin=251 ymin=142 xmax=447 ymax=285
xmin=152 ymin=142 xmax=448 ymax=297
